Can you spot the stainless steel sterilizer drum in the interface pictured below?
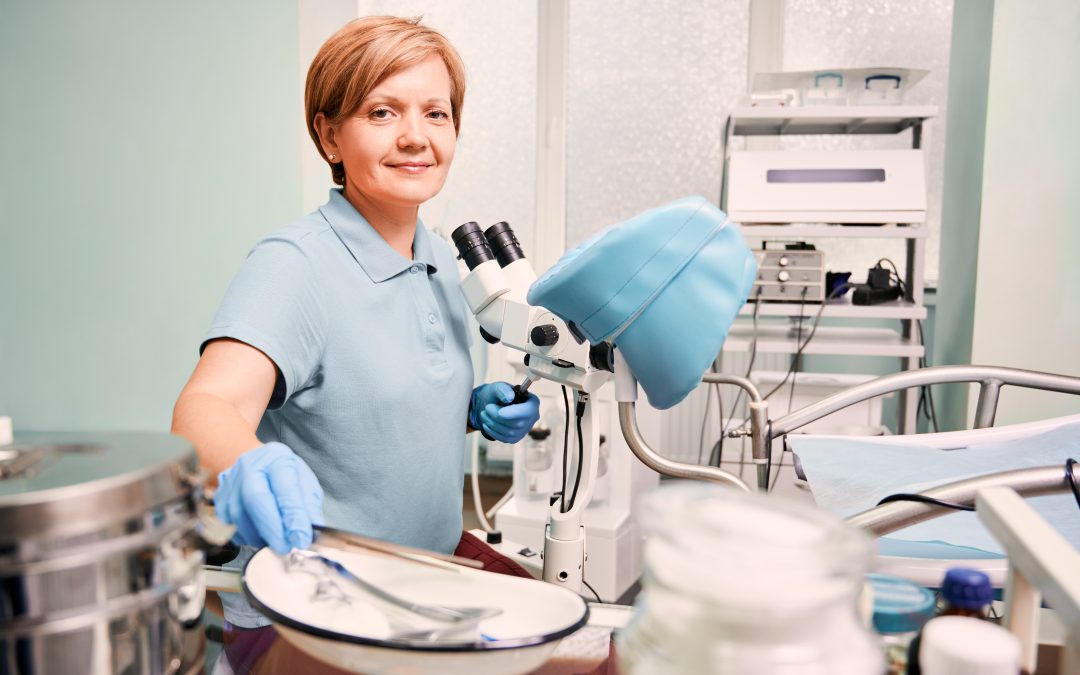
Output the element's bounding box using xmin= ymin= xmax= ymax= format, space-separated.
xmin=1 ymin=432 xmax=208 ymax=675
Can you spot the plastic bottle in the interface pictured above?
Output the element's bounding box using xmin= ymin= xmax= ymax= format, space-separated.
xmin=918 ymin=616 xmax=1020 ymax=675
xmin=907 ymin=568 xmax=994 ymax=674
xmin=937 ymin=567 xmax=995 ymax=618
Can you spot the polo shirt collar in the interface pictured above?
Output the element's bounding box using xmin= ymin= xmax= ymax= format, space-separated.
xmin=320 ymin=189 xmax=439 ymax=283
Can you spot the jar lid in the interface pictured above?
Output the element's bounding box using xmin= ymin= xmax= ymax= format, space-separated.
xmin=919 ymin=616 xmax=1019 ymax=674
xmin=866 ymin=573 xmax=935 ymax=634
xmin=0 ymin=431 xmax=197 ymax=542
xmin=941 ymin=568 xmax=994 ymax=610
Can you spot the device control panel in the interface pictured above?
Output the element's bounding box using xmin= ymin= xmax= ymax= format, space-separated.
xmin=750 ymin=249 xmax=825 ymax=302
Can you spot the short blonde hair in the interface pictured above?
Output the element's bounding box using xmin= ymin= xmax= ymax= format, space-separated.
xmin=305 ymin=16 xmax=466 ymax=186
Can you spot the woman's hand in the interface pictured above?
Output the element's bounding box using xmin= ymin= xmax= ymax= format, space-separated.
xmin=214 ymin=442 xmax=325 ymax=554
xmin=468 ymin=382 xmax=541 ymax=444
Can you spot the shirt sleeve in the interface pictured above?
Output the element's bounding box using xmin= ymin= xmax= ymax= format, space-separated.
xmin=201 ymin=235 xmax=326 ymax=409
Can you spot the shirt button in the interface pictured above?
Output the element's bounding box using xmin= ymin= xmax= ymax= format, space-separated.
xmin=410 ymin=265 xmax=420 ymax=274
xmin=428 ymin=313 xmax=437 ymax=324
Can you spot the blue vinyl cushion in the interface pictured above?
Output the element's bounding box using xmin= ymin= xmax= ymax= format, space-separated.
xmin=527 ymin=196 xmax=756 ymax=409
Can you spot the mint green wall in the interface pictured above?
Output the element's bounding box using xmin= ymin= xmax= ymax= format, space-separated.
xmin=968 ymin=0 xmax=1080 ymax=424
xmin=0 ymin=1 xmax=302 ymax=431
xmin=931 ymin=0 xmax=995 ymax=430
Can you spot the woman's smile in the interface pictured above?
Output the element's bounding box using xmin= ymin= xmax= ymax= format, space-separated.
xmin=387 ymin=161 xmax=433 ymax=174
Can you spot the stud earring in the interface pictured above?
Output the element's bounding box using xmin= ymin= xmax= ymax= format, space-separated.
xmin=328 ymin=154 xmax=337 ymax=161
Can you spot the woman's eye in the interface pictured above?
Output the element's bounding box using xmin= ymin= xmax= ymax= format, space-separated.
xmin=427 ymin=109 xmax=450 ymax=121
xmin=368 ymin=108 xmax=393 ymax=120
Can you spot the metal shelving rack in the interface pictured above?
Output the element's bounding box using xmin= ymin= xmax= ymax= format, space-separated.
xmin=721 ymin=104 xmax=938 ymax=434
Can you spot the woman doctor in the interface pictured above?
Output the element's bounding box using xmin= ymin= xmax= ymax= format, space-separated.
xmin=172 ymin=16 xmax=540 ymax=566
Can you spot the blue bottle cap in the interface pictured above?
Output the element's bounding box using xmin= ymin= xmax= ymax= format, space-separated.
xmin=867 ymin=573 xmax=936 ymax=634
xmin=941 ymin=567 xmax=993 ymax=610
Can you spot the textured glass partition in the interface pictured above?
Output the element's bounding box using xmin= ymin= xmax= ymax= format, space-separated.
xmin=779 ymin=0 xmax=954 ymax=283
xmin=358 ymin=1 xmax=538 ymax=251
xmin=565 ymin=0 xmax=751 ymax=247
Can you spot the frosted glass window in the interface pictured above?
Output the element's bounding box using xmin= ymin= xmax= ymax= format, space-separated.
xmin=779 ymin=0 xmax=954 ymax=284
xmin=565 ymin=0 xmax=751 ymax=247
xmin=357 ymin=1 xmax=538 ymax=250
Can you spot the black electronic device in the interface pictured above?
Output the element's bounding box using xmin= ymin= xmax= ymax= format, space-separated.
xmin=851 ymin=263 xmax=904 ymax=305
xmin=851 ymin=284 xmax=903 ymax=305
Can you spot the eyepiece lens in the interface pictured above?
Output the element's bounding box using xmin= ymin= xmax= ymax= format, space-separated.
xmin=484 ymin=221 xmax=526 ymax=268
xmin=451 ymin=221 xmax=495 ymax=270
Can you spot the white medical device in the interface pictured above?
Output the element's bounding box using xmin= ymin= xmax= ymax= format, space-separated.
xmin=751 ymin=246 xmax=826 ymax=302
xmin=451 ymin=209 xmax=752 ymax=599
xmin=452 ymin=221 xmax=613 ymax=594
xmin=725 ymin=149 xmax=926 ymax=224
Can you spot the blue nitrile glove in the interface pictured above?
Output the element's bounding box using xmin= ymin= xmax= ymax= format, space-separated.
xmin=468 ymin=382 xmax=541 ymax=444
xmin=215 ymin=442 xmax=325 ymax=555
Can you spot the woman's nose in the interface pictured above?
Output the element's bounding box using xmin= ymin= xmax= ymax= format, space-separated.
xmin=397 ymin=114 xmax=428 ymax=149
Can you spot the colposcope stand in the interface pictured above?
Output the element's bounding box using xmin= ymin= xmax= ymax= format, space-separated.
xmin=452 ymin=220 xmax=749 ymax=595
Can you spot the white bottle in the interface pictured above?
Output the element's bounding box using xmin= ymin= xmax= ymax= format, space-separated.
xmin=919 ymin=616 xmax=1021 ymax=675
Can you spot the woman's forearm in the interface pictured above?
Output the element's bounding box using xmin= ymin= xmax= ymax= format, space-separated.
xmin=171 ymin=391 xmax=263 ymax=483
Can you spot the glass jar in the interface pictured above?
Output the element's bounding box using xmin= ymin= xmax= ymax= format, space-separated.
xmin=618 ymin=483 xmax=884 ymax=675
xmin=865 ymin=573 xmax=935 ymax=674
xmin=513 ymin=423 xmax=559 ymax=517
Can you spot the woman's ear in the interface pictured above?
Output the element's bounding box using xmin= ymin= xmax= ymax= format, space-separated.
xmin=313 ymin=112 xmax=339 ymax=160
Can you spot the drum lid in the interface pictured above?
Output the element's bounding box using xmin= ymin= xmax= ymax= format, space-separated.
xmin=0 ymin=431 xmax=198 ymax=542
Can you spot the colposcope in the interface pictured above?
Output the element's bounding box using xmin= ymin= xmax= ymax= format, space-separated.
xmin=451 ymin=220 xmax=614 ymax=591
xmin=450 ymin=199 xmax=756 ymax=594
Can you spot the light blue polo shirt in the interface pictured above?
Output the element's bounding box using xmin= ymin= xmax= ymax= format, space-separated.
xmin=204 ymin=189 xmax=474 ymax=555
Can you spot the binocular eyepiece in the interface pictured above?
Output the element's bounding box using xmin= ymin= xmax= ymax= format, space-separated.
xmin=451 ymin=221 xmax=525 ymax=271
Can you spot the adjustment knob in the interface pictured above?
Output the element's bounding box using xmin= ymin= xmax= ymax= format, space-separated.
xmin=778 ymin=256 xmax=790 ymax=267
xmin=531 ymin=324 xmax=560 ymax=347
xmin=777 ymin=270 xmax=791 ymax=282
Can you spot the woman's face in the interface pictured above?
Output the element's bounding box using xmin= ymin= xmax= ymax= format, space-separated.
xmin=326 ymin=55 xmax=456 ymax=211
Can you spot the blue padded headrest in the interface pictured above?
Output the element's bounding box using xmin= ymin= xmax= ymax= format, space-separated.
xmin=528 ymin=196 xmax=756 ymax=409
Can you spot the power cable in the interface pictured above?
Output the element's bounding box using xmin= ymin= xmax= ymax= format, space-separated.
xmin=877 ymin=257 xmax=940 ymax=432
xmin=1067 ymin=458 xmax=1080 ymax=511
xmin=583 ymin=579 xmax=602 ymax=604
xmin=877 ymin=458 xmax=1080 ymax=514
xmin=566 ymin=398 xmax=585 ymax=511
xmin=560 ymin=385 xmax=569 ymax=513
xmin=876 ymin=493 xmax=975 ymax=511
xmin=762 ymin=284 xmax=849 ymax=487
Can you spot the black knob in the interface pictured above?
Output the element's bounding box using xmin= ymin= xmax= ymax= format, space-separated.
xmin=530 ymin=324 xmax=560 ymax=347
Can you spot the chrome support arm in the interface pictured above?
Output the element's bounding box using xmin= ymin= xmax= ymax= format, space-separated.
xmin=701 ymin=373 xmax=770 ymax=490
xmin=974 ymin=378 xmax=1004 ymax=428
xmin=618 ymin=402 xmax=751 ymax=492
xmin=845 ymin=466 xmax=1069 ymax=537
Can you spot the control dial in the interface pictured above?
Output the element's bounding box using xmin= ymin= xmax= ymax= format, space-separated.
xmin=777 ymin=270 xmax=791 ymax=282
xmin=530 ymin=324 xmax=560 ymax=347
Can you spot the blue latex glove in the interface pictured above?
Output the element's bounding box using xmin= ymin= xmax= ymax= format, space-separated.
xmin=215 ymin=442 xmax=325 ymax=555
xmin=469 ymin=382 xmax=541 ymax=444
